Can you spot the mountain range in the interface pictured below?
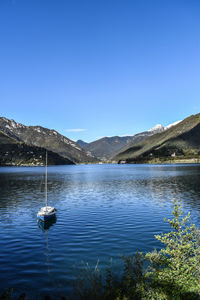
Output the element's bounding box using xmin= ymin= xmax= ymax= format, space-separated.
xmin=77 ymin=121 xmax=181 ymax=160
xmin=0 ymin=117 xmax=97 ymax=166
xmin=0 ymin=114 xmax=200 ymax=166
xmin=115 ymin=113 xmax=200 ymax=164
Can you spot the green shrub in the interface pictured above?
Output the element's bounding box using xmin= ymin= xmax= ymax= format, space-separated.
xmin=145 ymin=200 xmax=200 ymax=299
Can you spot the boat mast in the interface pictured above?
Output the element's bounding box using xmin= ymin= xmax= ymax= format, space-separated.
xmin=45 ymin=150 xmax=48 ymax=208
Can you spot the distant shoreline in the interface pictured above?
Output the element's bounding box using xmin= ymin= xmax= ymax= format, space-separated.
xmin=119 ymin=157 xmax=200 ymax=165
xmin=1 ymin=159 xmax=200 ymax=167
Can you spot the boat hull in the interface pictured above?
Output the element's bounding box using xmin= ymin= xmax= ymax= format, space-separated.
xmin=37 ymin=212 xmax=56 ymax=222
xmin=37 ymin=206 xmax=56 ymax=222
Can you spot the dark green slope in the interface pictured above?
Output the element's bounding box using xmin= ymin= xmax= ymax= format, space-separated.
xmin=115 ymin=113 xmax=200 ymax=163
xmin=0 ymin=131 xmax=74 ymax=166
xmin=111 ymin=131 xmax=160 ymax=159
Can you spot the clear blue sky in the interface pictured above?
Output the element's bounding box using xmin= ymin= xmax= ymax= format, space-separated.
xmin=0 ymin=0 xmax=200 ymax=142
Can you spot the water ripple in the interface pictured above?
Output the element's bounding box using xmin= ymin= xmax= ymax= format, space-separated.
xmin=0 ymin=164 xmax=200 ymax=298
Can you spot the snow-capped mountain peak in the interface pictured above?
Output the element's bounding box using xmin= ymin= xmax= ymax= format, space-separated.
xmin=147 ymin=120 xmax=182 ymax=134
xmin=164 ymin=120 xmax=182 ymax=130
xmin=148 ymin=124 xmax=164 ymax=133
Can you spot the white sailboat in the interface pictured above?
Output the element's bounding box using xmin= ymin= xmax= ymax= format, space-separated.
xmin=37 ymin=151 xmax=56 ymax=222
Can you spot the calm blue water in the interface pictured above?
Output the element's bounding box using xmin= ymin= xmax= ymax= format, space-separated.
xmin=0 ymin=164 xmax=200 ymax=298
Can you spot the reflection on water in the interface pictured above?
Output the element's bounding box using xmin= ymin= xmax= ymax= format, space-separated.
xmin=37 ymin=216 xmax=57 ymax=231
xmin=37 ymin=217 xmax=57 ymax=284
xmin=0 ymin=164 xmax=200 ymax=298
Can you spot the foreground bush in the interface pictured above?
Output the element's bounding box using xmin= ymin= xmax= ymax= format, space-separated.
xmin=144 ymin=200 xmax=200 ymax=299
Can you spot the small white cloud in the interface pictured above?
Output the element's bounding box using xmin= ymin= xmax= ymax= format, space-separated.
xmin=65 ymin=128 xmax=87 ymax=132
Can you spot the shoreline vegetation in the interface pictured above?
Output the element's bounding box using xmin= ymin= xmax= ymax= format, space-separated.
xmin=1 ymin=158 xmax=200 ymax=167
xmin=1 ymin=200 xmax=200 ymax=299
xmin=118 ymin=157 xmax=200 ymax=165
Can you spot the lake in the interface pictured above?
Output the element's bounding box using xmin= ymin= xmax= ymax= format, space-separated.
xmin=0 ymin=164 xmax=200 ymax=298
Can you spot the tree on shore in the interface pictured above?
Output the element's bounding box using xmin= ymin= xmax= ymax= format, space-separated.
xmin=144 ymin=200 xmax=200 ymax=299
